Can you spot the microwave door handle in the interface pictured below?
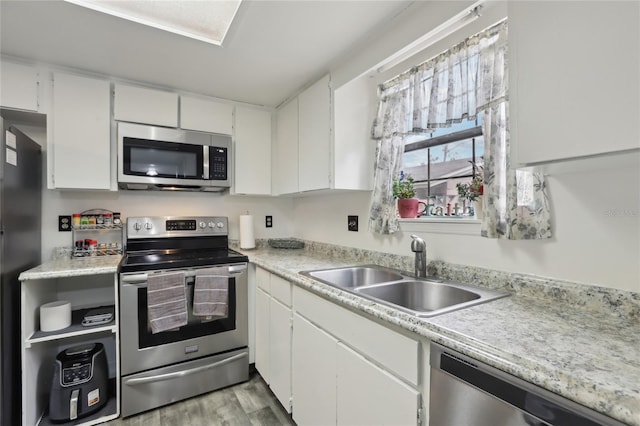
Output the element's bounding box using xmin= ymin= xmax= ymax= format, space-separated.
xmin=203 ymin=145 xmax=209 ymax=179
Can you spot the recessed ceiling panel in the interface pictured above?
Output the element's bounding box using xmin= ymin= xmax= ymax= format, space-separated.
xmin=64 ymin=0 xmax=242 ymax=45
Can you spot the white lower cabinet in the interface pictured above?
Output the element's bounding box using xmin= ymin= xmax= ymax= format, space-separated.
xmin=269 ymin=298 xmax=292 ymax=412
xmin=292 ymin=313 xmax=338 ymax=426
xmin=254 ymin=287 xmax=270 ymax=383
xmin=253 ymin=267 xmax=292 ymax=413
xmin=254 ymin=267 xmax=424 ymax=425
xmin=291 ymin=285 xmax=423 ymax=426
xmin=336 ymin=343 xmax=420 ymax=426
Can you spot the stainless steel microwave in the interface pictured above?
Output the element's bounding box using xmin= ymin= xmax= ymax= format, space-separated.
xmin=117 ymin=122 xmax=231 ymax=192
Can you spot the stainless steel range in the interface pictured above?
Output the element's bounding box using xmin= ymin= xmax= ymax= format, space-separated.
xmin=118 ymin=216 xmax=249 ymax=417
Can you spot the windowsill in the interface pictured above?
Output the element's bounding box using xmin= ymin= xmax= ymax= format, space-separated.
xmin=398 ymin=217 xmax=481 ymax=235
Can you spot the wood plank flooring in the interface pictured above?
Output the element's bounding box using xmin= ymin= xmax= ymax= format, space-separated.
xmin=105 ymin=372 xmax=295 ymax=426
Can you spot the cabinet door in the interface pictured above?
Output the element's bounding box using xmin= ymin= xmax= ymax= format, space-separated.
xmin=333 ymin=77 xmax=375 ymax=191
xmin=269 ymin=298 xmax=292 ymax=413
xmin=114 ymin=83 xmax=178 ymax=127
xmin=181 ymin=95 xmax=233 ymax=134
xmin=336 ymin=343 xmax=420 ymax=426
xmin=0 ymin=61 xmax=38 ymax=111
xmin=255 ymin=287 xmax=270 ymax=384
xmin=509 ymin=1 xmax=640 ymax=165
xmin=234 ymin=106 xmax=272 ymax=195
xmin=292 ymin=313 xmax=337 ymax=426
xmin=52 ymin=72 xmax=111 ymax=189
xmin=274 ymin=97 xmax=299 ymax=195
xmin=298 ymin=74 xmax=331 ymax=192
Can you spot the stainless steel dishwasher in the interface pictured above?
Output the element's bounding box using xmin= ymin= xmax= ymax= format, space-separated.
xmin=429 ymin=343 xmax=626 ymax=426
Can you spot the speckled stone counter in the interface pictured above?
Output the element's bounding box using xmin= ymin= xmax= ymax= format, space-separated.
xmin=238 ymin=244 xmax=640 ymax=426
xmin=18 ymin=256 xmax=121 ymax=281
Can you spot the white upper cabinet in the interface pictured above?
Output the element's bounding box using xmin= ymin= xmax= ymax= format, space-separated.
xmin=113 ymin=83 xmax=178 ymax=127
xmin=1 ymin=60 xmax=39 ymax=112
xmin=233 ymin=106 xmax=272 ymax=195
xmin=180 ymin=95 xmax=233 ymax=135
xmin=274 ymin=73 xmax=373 ymax=196
xmin=509 ymin=1 xmax=640 ymax=166
xmin=333 ymin=76 xmax=375 ymax=191
xmin=51 ymin=72 xmax=111 ymax=190
xmin=274 ymin=97 xmax=299 ymax=195
xmin=298 ymin=74 xmax=331 ymax=192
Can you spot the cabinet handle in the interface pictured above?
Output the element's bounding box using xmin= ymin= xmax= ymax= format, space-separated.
xmin=123 ymin=352 xmax=247 ymax=386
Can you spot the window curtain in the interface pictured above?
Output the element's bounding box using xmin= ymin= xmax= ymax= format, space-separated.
xmin=369 ymin=20 xmax=552 ymax=239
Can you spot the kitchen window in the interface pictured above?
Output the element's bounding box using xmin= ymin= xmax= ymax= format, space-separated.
xmin=402 ymin=114 xmax=483 ymax=217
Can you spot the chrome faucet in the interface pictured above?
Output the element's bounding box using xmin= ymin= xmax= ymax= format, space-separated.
xmin=410 ymin=234 xmax=427 ymax=278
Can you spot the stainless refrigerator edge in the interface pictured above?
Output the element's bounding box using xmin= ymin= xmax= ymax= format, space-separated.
xmin=0 ymin=117 xmax=42 ymax=426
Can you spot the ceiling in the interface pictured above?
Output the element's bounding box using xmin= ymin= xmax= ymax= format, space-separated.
xmin=0 ymin=0 xmax=414 ymax=108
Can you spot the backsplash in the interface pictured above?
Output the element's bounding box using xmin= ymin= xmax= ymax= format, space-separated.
xmin=237 ymin=238 xmax=640 ymax=320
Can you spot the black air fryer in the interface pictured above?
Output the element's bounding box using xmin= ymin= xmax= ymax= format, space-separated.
xmin=49 ymin=343 xmax=108 ymax=422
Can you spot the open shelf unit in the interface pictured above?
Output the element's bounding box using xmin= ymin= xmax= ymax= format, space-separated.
xmin=21 ymin=271 xmax=120 ymax=426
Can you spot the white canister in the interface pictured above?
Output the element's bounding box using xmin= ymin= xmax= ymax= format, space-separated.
xmin=40 ymin=300 xmax=72 ymax=332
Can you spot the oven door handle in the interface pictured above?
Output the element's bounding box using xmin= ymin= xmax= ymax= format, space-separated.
xmin=123 ymin=352 xmax=248 ymax=386
xmin=120 ymin=263 xmax=247 ymax=284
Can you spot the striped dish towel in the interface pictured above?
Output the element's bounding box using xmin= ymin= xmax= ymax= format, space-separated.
xmin=147 ymin=271 xmax=188 ymax=334
xmin=193 ymin=267 xmax=229 ymax=319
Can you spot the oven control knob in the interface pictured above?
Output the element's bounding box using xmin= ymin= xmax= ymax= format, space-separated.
xmin=144 ymin=222 xmax=153 ymax=230
xmin=133 ymin=221 xmax=142 ymax=231
xmin=208 ymin=222 xmax=215 ymax=228
xmin=216 ymin=222 xmax=224 ymax=228
xmin=199 ymin=221 xmax=207 ymax=229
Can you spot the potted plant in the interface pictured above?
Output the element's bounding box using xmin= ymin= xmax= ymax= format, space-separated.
xmin=456 ymin=162 xmax=484 ymax=218
xmin=393 ymin=171 xmax=421 ymax=218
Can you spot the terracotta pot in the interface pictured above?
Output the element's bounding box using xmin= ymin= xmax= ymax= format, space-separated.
xmin=397 ymin=198 xmax=421 ymax=218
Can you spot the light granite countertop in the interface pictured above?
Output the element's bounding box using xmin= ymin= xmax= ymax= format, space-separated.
xmin=241 ymin=246 xmax=640 ymax=426
xmin=18 ymin=256 xmax=122 ymax=281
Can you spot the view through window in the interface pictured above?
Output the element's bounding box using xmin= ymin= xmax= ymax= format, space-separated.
xmin=402 ymin=114 xmax=483 ymax=217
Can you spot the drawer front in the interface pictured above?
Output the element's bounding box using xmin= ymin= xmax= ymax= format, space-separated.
xmin=256 ymin=266 xmax=271 ymax=292
xmin=270 ymin=274 xmax=292 ymax=307
xmin=293 ymin=286 xmax=419 ymax=386
xmin=121 ymin=348 xmax=248 ymax=417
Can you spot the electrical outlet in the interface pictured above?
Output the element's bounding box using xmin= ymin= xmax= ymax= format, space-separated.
xmin=58 ymin=215 xmax=72 ymax=232
xmin=348 ymin=215 xmax=358 ymax=232
xmin=265 ymin=215 xmax=273 ymax=228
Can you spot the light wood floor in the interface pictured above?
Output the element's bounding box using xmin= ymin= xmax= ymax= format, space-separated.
xmin=105 ymin=372 xmax=295 ymax=426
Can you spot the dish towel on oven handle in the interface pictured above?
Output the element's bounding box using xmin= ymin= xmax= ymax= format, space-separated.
xmin=147 ymin=271 xmax=188 ymax=334
xmin=193 ymin=266 xmax=229 ymax=320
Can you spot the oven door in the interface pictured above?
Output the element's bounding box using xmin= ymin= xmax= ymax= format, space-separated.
xmin=119 ymin=263 xmax=248 ymax=376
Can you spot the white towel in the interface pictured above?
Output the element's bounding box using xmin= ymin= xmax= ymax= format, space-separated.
xmin=147 ymin=271 xmax=188 ymax=334
xmin=193 ymin=267 xmax=229 ymax=319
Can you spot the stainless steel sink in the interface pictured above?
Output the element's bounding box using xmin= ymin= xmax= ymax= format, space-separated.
xmin=300 ymin=265 xmax=508 ymax=317
xmin=300 ymin=265 xmax=404 ymax=289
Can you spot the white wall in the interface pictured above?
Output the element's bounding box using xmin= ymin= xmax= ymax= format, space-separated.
xmin=292 ymin=0 xmax=640 ymax=293
xmin=12 ymin=122 xmax=295 ymax=261
xmin=41 ymin=191 xmax=294 ymax=261
xmin=292 ymin=157 xmax=640 ymax=292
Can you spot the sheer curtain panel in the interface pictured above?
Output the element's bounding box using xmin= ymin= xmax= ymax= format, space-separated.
xmin=369 ymin=20 xmax=551 ymax=239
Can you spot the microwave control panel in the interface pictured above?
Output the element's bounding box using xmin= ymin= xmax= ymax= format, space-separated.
xmin=210 ymin=147 xmax=227 ymax=180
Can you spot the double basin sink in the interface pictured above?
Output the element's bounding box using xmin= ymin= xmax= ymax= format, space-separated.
xmin=300 ymin=265 xmax=508 ymax=317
